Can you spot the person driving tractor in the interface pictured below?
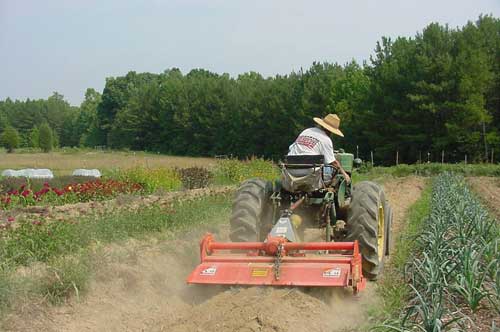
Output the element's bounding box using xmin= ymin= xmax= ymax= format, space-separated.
xmin=287 ymin=113 xmax=351 ymax=184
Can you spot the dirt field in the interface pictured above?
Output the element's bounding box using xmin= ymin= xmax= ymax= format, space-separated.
xmin=2 ymin=176 xmax=425 ymax=332
xmin=0 ymin=151 xmax=215 ymax=175
xmin=468 ymin=177 xmax=500 ymax=219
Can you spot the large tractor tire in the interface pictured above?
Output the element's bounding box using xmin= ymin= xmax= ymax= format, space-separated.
xmin=346 ymin=181 xmax=391 ymax=280
xmin=229 ymin=178 xmax=274 ymax=242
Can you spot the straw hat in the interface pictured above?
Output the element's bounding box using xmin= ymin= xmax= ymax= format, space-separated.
xmin=313 ymin=114 xmax=344 ymax=137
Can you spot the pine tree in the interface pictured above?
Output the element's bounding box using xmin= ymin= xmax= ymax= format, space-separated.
xmin=39 ymin=123 xmax=53 ymax=152
xmin=29 ymin=126 xmax=40 ymax=148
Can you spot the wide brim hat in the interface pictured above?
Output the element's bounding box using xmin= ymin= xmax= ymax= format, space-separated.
xmin=313 ymin=114 xmax=344 ymax=137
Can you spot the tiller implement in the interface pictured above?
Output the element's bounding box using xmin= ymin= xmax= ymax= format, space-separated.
xmin=187 ymin=233 xmax=366 ymax=293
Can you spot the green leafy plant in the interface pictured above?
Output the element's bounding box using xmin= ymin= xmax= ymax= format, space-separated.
xmin=111 ymin=166 xmax=182 ymax=193
xmin=213 ymin=158 xmax=279 ymax=185
xmin=452 ymin=247 xmax=491 ymax=312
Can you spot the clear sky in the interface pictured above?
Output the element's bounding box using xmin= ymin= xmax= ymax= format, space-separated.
xmin=1 ymin=0 xmax=499 ymax=106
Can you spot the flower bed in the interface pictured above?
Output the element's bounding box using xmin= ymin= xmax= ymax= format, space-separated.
xmin=0 ymin=179 xmax=143 ymax=210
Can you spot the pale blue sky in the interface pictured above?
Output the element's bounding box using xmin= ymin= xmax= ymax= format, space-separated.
xmin=1 ymin=0 xmax=499 ymax=105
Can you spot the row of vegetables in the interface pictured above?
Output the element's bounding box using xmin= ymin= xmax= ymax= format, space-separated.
xmin=385 ymin=173 xmax=499 ymax=331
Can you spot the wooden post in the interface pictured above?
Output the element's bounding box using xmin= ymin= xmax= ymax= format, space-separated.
xmin=356 ymin=145 xmax=359 ymax=158
xmin=491 ymin=149 xmax=494 ymax=163
xmin=465 ymin=154 xmax=467 ymax=164
xmin=371 ymin=151 xmax=374 ymax=166
xmin=441 ymin=150 xmax=444 ymax=164
xmin=419 ymin=151 xmax=422 ymax=164
xmin=396 ymin=150 xmax=399 ymax=166
xmin=483 ymin=122 xmax=488 ymax=161
xmin=427 ymin=152 xmax=430 ymax=163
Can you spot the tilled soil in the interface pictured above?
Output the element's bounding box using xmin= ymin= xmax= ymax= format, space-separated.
xmin=3 ymin=177 xmax=425 ymax=332
xmin=467 ymin=177 xmax=500 ymax=219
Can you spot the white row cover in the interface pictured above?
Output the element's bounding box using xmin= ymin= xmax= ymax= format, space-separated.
xmin=72 ymin=169 xmax=101 ymax=178
xmin=1 ymin=169 xmax=102 ymax=179
xmin=1 ymin=169 xmax=54 ymax=179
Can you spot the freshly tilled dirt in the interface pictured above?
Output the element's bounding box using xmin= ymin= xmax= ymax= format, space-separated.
xmin=467 ymin=177 xmax=500 ymax=219
xmin=2 ymin=177 xmax=426 ymax=332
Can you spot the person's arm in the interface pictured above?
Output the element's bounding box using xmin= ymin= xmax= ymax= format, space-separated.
xmin=322 ymin=137 xmax=351 ymax=183
xmin=331 ymin=160 xmax=351 ymax=184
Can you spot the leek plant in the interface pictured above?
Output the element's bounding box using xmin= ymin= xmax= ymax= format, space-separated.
xmin=378 ymin=173 xmax=499 ymax=331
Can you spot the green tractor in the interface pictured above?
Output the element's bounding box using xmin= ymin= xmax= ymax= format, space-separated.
xmin=229 ymin=151 xmax=392 ymax=280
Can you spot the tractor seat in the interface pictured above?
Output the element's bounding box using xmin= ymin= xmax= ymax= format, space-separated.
xmin=283 ymin=155 xmax=325 ymax=168
xmin=281 ymin=155 xmax=325 ymax=192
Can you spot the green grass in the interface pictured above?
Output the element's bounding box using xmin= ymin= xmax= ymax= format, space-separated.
xmin=0 ymin=192 xmax=232 ymax=314
xmin=375 ymin=181 xmax=432 ymax=318
xmin=38 ymin=251 xmax=93 ymax=304
xmin=0 ymin=194 xmax=231 ymax=268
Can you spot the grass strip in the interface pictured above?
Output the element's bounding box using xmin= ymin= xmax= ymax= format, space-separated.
xmin=374 ymin=180 xmax=432 ymax=319
xmin=0 ymin=192 xmax=232 ymax=314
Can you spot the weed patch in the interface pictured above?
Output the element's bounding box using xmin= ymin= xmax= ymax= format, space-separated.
xmin=38 ymin=252 xmax=92 ymax=304
xmin=110 ymin=166 xmax=182 ymax=193
xmin=213 ymin=158 xmax=279 ymax=185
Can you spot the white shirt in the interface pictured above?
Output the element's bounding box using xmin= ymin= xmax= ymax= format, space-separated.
xmin=288 ymin=127 xmax=336 ymax=164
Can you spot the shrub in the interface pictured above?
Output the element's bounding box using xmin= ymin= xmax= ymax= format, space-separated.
xmin=176 ymin=167 xmax=212 ymax=189
xmin=0 ymin=126 xmax=20 ymax=153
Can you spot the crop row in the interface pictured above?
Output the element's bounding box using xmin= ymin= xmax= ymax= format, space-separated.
xmin=384 ymin=173 xmax=499 ymax=331
xmin=0 ymin=179 xmax=142 ymax=211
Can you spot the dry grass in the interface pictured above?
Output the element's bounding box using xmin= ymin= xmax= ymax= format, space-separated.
xmin=0 ymin=151 xmax=215 ymax=175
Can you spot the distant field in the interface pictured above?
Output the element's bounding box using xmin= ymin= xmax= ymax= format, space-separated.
xmin=0 ymin=151 xmax=215 ymax=175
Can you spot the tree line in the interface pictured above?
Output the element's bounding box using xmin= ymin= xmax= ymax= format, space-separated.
xmin=1 ymin=15 xmax=498 ymax=164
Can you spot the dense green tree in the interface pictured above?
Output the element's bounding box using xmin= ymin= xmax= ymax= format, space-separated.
xmin=29 ymin=126 xmax=40 ymax=148
xmin=78 ymin=88 xmax=103 ymax=147
xmin=39 ymin=123 xmax=53 ymax=152
xmin=0 ymin=126 xmax=20 ymax=152
xmin=0 ymin=15 xmax=497 ymax=163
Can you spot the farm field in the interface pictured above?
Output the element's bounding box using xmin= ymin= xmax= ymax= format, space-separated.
xmin=0 ymin=155 xmax=499 ymax=331
xmin=0 ymin=151 xmax=215 ymax=176
xmin=1 ymin=176 xmax=426 ymax=332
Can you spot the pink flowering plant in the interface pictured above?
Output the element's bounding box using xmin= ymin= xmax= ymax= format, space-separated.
xmin=0 ymin=179 xmax=143 ymax=210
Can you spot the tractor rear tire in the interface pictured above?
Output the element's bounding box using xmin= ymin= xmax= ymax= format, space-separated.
xmin=346 ymin=181 xmax=390 ymax=280
xmin=229 ymin=178 xmax=274 ymax=242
